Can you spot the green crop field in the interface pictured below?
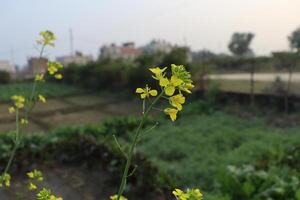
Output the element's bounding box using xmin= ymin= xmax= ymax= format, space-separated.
xmin=0 ymin=82 xmax=82 ymax=102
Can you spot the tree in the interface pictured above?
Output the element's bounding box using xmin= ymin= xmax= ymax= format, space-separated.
xmin=0 ymin=71 xmax=10 ymax=84
xmin=228 ymin=32 xmax=256 ymax=106
xmin=228 ymin=32 xmax=255 ymax=58
xmin=288 ymin=27 xmax=300 ymax=52
xmin=160 ymin=47 xmax=189 ymax=67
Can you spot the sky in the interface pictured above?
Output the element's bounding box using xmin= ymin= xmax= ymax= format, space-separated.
xmin=0 ymin=0 xmax=300 ymax=66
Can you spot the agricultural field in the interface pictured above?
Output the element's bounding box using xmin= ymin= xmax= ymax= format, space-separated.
xmin=0 ymin=82 xmax=82 ymax=102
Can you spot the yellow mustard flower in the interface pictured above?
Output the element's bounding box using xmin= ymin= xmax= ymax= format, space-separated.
xmin=0 ymin=173 xmax=11 ymax=188
xmin=173 ymin=188 xmax=203 ymax=200
xmin=48 ymin=66 xmax=58 ymax=75
xmin=8 ymin=106 xmax=15 ymax=114
xmin=164 ymin=108 xmax=178 ymax=121
xmin=11 ymin=95 xmax=25 ymax=109
xmin=35 ymin=74 xmax=44 ymax=81
xmin=136 ymin=86 xmax=158 ymax=99
xmin=160 ymin=75 xmax=183 ymax=96
xmin=21 ymin=118 xmax=29 ymax=125
xmin=37 ymin=31 xmax=56 ymax=47
xmin=54 ymin=73 xmax=63 ymax=79
xmin=47 ymin=61 xmax=63 ymax=75
xmin=27 ymin=170 xmax=44 ymax=182
xmin=50 ymin=195 xmax=63 ymax=200
xmin=38 ymin=95 xmax=46 ymax=103
xmin=149 ymin=67 xmax=167 ymax=80
xmin=110 ymin=195 xmax=128 ymax=200
xmin=169 ymin=94 xmax=185 ymax=111
xmin=173 ymin=189 xmax=189 ymax=200
xmin=28 ymin=182 xmax=37 ymax=190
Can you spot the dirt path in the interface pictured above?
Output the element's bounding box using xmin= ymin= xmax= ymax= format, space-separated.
xmin=0 ymin=94 xmax=141 ymax=134
xmin=209 ymin=72 xmax=300 ymax=82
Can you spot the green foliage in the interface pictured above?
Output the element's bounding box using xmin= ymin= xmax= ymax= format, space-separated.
xmin=0 ymin=70 xmax=11 ymax=84
xmin=289 ymin=27 xmax=300 ymax=51
xmin=0 ymin=82 xmax=80 ymax=102
xmin=139 ymin=111 xmax=300 ymax=192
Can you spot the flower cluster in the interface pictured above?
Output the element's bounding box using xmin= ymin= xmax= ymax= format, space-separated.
xmin=27 ymin=170 xmax=62 ymax=200
xmin=36 ymin=31 xmax=56 ymax=47
xmin=10 ymin=95 xmax=25 ymax=109
xmin=173 ymin=188 xmax=203 ymax=200
xmin=36 ymin=188 xmax=62 ymax=200
xmin=110 ymin=195 xmax=128 ymax=200
xmin=47 ymin=61 xmax=63 ymax=79
xmin=136 ymin=64 xmax=194 ymax=121
xmin=0 ymin=173 xmax=11 ymax=188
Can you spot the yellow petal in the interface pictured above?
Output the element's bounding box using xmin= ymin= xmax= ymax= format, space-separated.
xmin=149 ymin=90 xmax=157 ymax=96
xmin=141 ymin=93 xmax=147 ymax=99
xmin=171 ymin=76 xmax=183 ymax=86
xmin=136 ymin=88 xmax=144 ymax=93
xmin=159 ymin=78 xmax=169 ymax=87
xmin=55 ymin=73 xmax=63 ymax=79
xmin=165 ymin=86 xmax=175 ymax=96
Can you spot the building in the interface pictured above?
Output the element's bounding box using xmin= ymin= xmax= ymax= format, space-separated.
xmin=142 ymin=39 xmax=173 ymax=54
xmin=24 ymin=57 xmax=48 ymax=78
xmin=0 ymin=60 xmax=15 ymax=73
xmin=100 ymin=42 xmax=142 ymax=60
xmin=56 ymin=51 xmax=93 ymax=66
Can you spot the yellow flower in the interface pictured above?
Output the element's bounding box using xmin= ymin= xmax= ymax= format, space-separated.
xmin=169 ymin=94 xmax=185 ymax=111
xmin=110 ymin=195 xmax=128 ymax=200
xmin=149 ymin=67 xmax=167 ymax=80
xmin=37 ymin=31 xmax=56 ymax=47
xmin=8 ymin=106 xmax=15 ymax=114
xmin=48 ymin=66 xmax=58 ymax=75
xmin=47 ymin=61 xmax=63 ymax=75
xmin=50 ymin=195 xmax=63 ymax=200
xmin=136 ymin=86 xmax=158 ymax=99
xmin=38 ymin=95 xmax=46 ymax=103
xmin=27 ymin=170 xmax=43 ymax=181
xmin=11 ymin=95 xmax=25 ymax=109
xmin=28 ymin=182 xmax=37 ymax=190
xmin=164 ymin=108 xmax=178 ymax=121
xmin=21 ymin=118 xmax=29 ymax=125
xmin=160 ymin=75 xmax=183 ymax=96
xmin=54 ymin=73 xmax=63 ymax=79
xmin=35 ymin=74 xmax=44 ymax=81
xmin=0 ymin=173 xmax=11 ymax=188
xmin=179 ymin=83 xmax=195 ymax=94
xmin=173 ymin=189 xmax=189 ymax=200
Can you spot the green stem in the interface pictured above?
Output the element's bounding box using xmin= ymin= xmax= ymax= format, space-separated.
xmin=4 ymin=109 xmax=19 ymax=174
xmin=116 ymin=91 xmax=164 ymax=200
xmin=3 ymin=44 xmax=45 ymax=174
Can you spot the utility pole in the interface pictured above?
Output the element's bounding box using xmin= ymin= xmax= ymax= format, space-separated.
xmin=69 ymin=28 xmax=74 ymax=57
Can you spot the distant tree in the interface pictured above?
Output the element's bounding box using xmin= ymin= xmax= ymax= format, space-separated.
xmin=0 ymin=71 xmax=10 ymax=84
xmin=228 ymin=32 xmax=256 ymax=105
xmin=288 ymin=27 xmax=300 ymax=52
xmin=228 ymin=32 xmax=255 ymax=58
xmin=160 ymin=47 xmax=189 ymax=67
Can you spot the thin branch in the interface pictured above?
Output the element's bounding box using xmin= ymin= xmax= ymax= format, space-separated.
xmin=113 ymin=134 xmax=128 ymax=159
xmin=127 ymin=165 xmax=138 ymax=177
xmin=141 ymin=122 xmax=159 ymax=136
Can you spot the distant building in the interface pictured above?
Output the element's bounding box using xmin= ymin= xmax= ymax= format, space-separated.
xmin=0 ymin=60 xmax=15 ymax=73
xmin=56 ymin=51 xmax=93 ymax=66
xmin=142 ymin=39 xmax=173 ymax=54
xmin=23 ymin=57 xmax=48 ymax=78
xmin=100 ymin=42 xmax=142 ymax=60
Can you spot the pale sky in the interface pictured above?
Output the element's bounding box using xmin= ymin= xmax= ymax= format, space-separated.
xmin=0 ymin=0 xmax=300 ymax=66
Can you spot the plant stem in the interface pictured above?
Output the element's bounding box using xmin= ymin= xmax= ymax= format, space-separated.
xmin=116 ymin=91 xmax=164 ymax=200
xmin=4 ymin=109 xmax=19 ymax=174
